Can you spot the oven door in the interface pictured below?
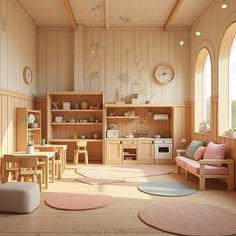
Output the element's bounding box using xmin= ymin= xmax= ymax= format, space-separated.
xmin=155 ymin=144 xmax=172 ymax=159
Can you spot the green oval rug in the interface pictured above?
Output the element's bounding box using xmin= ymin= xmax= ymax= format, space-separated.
xmin=138 ymin=180 xmax=197 ymax=197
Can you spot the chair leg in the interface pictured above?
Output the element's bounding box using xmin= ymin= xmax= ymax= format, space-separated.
xmin=58 ymin=164 xmax=62 ymax=179
xmin=85 ymin=152 xmax=88 ymax=165
xmin=73 ymin=151 xmax=78 ymax=165
xmin=37 ymin=173 xmax=42 ymax=192
xmin=4 ymin=171 xmax=10 ymax=183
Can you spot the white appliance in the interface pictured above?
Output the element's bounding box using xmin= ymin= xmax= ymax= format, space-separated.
xmin=154 ymin=138 xmax=173 ymax=160
xmin=107 ymin=130 xmax=119 ymax=138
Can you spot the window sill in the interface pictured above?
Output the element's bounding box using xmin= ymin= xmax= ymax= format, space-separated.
xmin=194 ymin=132 xmax=212 ymax=136
xmin=219 ymin=135 xmax=236 ymax=140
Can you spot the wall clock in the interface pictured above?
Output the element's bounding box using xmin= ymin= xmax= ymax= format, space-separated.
xmin=154 ymin=64 xmax=175 ymax=85
xmin=23 ymin=66 xmax=32 ymax=84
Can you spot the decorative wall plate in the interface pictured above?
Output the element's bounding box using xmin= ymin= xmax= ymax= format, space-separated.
xmin=23 ymin=66 xmax=32 ymax=84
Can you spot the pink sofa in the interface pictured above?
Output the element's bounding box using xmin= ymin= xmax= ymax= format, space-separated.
xmin=175 ymin=149 xmax=234 ymax=190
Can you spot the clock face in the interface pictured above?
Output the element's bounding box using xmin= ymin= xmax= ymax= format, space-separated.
xmin=23 ymin=66 xmax=32 ymax=84
xmin=155 ymin=64 xmax=174 ymax=85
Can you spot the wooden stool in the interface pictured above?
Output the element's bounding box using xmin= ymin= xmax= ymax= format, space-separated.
xmin=73 ymin=140 xmax=88 ymax=165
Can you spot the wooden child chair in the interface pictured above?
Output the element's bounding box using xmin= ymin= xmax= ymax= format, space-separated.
xmin=17 ymin=157 xmax=42 ymax=191
xmin=73 ymin=140 xmax=88 ymax=165
xmin=3 ymin=155 xmax=19 ymax=183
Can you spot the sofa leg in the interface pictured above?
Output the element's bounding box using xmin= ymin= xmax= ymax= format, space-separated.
xmin=199 ymin=177 xmax=205 ymax=190
xmin=184 ymin=170 xmax=188 ymax=180
xmin=177 ymin=165 xmax=181 ymax=174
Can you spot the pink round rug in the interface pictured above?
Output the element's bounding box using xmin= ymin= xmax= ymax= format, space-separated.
xmin=139 ymin=202 xmax=236 ymax=236
xmin=46 ymin=192 xmax=112 ymax=211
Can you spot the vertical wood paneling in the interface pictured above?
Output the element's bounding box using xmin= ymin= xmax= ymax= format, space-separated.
xmin=0 ymin=0 xmax=37 ymax=96
xmin=37 ymin=29 xmax=74 ymax=95
xmin=81 ymin=29 xmax=190 ymax=103
xmin=0 ymin=90 xmax=34 ymax=180
xmin=190 ymin=0 xmax=236 ymax=185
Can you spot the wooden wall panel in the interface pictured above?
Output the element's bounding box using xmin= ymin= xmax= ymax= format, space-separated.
xmin=0 ymin=0 xmax=37 ymax=96
xmin=173 ymin=105 xmax=191 ymax=157
xmin=37 ymin=29 xmax=74 ymax=95
xmin=0 ymin=89 xmax=34 ymax=180
xmin=81 ymin=29 xmax=190 ymax=103
xmin=191 ymin=97 xmax=236 ymax=185
xmin=34 ymin=96 xmax=47 ymax=140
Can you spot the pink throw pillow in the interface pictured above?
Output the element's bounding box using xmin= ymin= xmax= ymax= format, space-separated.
xmin=203 ymin=141 xmax=226 ymax=166
xmin=194 ymin=146 xmax=206 ymax=161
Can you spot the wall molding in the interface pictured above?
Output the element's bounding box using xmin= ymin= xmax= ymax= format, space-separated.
xmin=0 ymin=89 xmax=34 ymax=101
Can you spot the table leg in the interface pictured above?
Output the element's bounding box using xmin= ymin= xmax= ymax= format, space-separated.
xmin=45 ymin=158 xmax=49 ymax=189
xmin=63 ymin=150 xmax=67 ymax=171
xmin=52 ymin=156 xmax=55 ymax=183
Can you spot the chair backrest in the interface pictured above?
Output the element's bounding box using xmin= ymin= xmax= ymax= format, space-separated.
xmin=76 ymin=140 xmax=87 ymax=150
xmin=4 ymin=155 xmax=19 ymax=169
xmin=19 ymin=157 xmax=38 ymax=172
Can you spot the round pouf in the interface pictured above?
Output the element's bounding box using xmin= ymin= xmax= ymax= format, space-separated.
xmin=46 ymin=192 xmax=112 ymax=210
xmin=138 ymin=180 xmax=196 ymax=197
xmin=139 ymin=202 xmax=236 ymax=236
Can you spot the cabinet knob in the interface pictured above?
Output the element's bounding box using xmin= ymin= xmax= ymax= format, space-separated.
xmin=120 ymin=141 xmax=122 ymax=144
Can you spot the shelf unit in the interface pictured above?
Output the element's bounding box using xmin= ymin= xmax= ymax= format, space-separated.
xmin=16 ymin=108 xmax=42 ymax=151
xmin=105 ymin=104 xmax=173 ymax=139
xmin=47 ymin=92 xmax=104 ymax=163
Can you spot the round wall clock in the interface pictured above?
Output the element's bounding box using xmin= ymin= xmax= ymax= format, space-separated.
xmin=154 ymin=64 xmax=175 ymax=85
xmin=23 ymin=66 xmax=32 ymax=84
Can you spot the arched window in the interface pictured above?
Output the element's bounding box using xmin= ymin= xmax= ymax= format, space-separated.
xmin=194 ymin=48 xmax=212 ymax=133
xmin=229 ymin=36 xmax=236 ymax=130
xmin=218 ymin=22 xmax=236 ymax=136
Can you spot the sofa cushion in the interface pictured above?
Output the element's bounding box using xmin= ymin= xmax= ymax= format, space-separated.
xmin=185 ymin=140 xmax=205 ymax=159
xmin=203 ymin=142 xmax=226 ymax=166
xmin=194 ymin=146 xmax=206 ymax=161
xmin=175 ymin=156 xmax=187 ymax=167
xmin=183 ymin=158 xmax=228 ymax=175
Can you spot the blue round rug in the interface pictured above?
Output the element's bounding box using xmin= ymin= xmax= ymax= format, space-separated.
xmin=138 ymin=180 xmax=197 ymax=197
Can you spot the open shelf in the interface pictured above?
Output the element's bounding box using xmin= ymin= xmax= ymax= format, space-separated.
xmin=51 ymin=109 xmax=103 ymax=112
xmin=107 ymin=116 xmax=139 ymax=119
xmin=51 ymin=122 xmax=103 ymax=126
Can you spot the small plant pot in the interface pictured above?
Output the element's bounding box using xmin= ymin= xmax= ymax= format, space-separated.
xmin=26 ymin=145 xmax=34 ymax=154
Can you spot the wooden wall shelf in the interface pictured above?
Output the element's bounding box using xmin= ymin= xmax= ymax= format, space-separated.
xmin=107 ymin=116 xmax=139 ymax=119
xmin=51 ymin=109 xmax=103 ymax=112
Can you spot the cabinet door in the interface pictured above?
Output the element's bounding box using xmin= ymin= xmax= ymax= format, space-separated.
xmin=137 ymin=140 xmax=154 ymax=164
xmin=105 ymin=141 xmax=122 ymax=164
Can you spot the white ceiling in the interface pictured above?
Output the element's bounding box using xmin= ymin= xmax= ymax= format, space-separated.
xmin=17 ymin=0 xmax=216 ymax=29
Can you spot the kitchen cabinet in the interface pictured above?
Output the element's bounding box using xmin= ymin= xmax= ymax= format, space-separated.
xmin=137 ymin=140 xmax=154 ymax=164
xmin=105 ymin=140 xmax=122 ymax=164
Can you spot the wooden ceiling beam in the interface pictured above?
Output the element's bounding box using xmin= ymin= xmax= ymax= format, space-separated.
xmin=105 ymin=0 xmax=110 ymax=30
xmin=163 ymin=0 xmax=184 ymax=32
xmin=63 ymin=0 xmax=77 ymax=30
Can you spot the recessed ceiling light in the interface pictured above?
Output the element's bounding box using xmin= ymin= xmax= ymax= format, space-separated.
xmin=179 ymin=40 xmax=184 ymax=46
xmin=221 ymin=1 xmax=228 ymax=9
xmin=195 ymin=31 xmax=201 ymax=36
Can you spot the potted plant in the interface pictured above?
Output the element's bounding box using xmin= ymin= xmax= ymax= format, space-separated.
xmin=26 ymin=140 xmax=34 ymax=154
xmin=199 ymin=121 xmax=210 ymax=133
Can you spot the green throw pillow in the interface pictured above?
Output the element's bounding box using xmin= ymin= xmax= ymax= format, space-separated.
xmin=185 ymin=140 xmax=205 ymax=159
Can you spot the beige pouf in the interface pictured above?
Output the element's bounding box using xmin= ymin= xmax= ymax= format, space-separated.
xmin=0 ymin=182 xmax=40 ymax=213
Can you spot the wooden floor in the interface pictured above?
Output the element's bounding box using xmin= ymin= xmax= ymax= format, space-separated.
xmin=0 ymin=164 xmax=236 ymax=236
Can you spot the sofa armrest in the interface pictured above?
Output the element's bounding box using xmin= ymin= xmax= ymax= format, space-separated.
xmin=199 ymin=159 xmax=234 ymax=166
xmin=176 ymin=149 xmax=186 ymax=156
